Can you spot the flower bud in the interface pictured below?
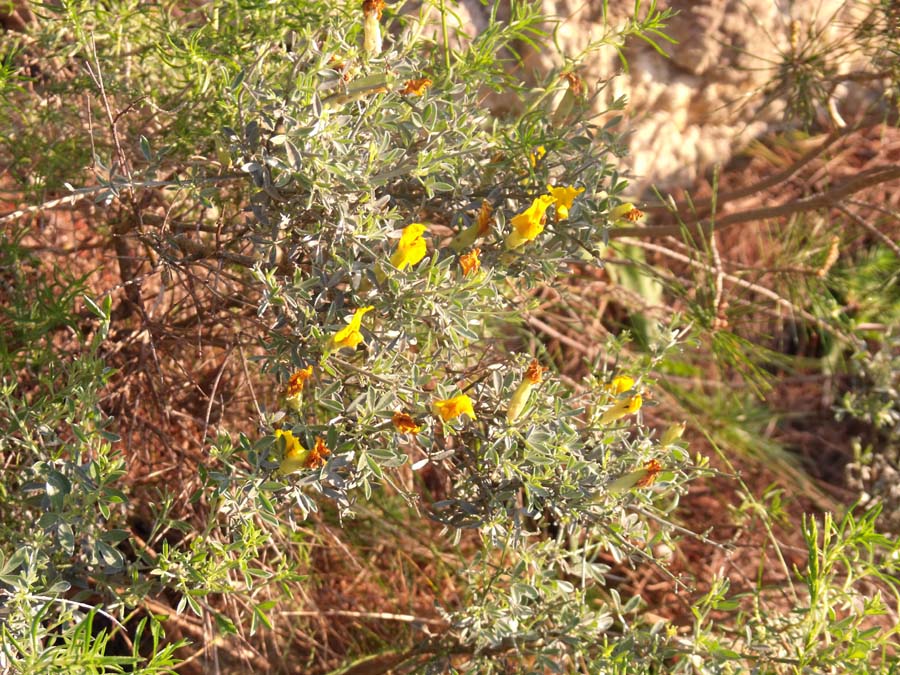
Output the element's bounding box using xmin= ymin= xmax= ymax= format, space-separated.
xmin=599 ymin=394 xmax=642 ymax=425
xmin=660 ymin=421 xmax=686 ymax=446
xmin=606 ymin=459 xmax=662 ymax=494
xmin=506 ymin=360 xmax=545 ymax=425
xmin=362 ymin=0 xmax=384 ymax=56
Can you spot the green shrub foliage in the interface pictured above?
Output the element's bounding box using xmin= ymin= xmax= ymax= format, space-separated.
xmin=0 ymin=1 xmax=897 ymax=673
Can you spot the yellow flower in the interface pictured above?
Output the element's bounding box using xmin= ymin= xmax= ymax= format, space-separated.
xmin=552 ymin=73 xmax=585 ymax=125
xmin=606 ymin=375 xmax=635 ymax=395
xmin=390 ymin=223 xmax=428 ymax=271
xmin=506 ymin=359 xmax=546 ymax=425
xmin=459 ymin=248 xmax=481 ymax=276
xmin=306 ymin=437 xmax=331 ymax=469
xmin=285 ymin=366 xmax=314 ymax=412
xmin=432 ymin=394 xmax=477 ymax=422
xmin=524 ymin=359 xmax=546 ymax=385
xmin=400 ymin=78 xmax=432 ymax=96
xmin=635 ymin=459 xmax=662 ymax=488
xmin=546 ymin=184 xmax=585 ymax=220
xmin=562 ymin=71 xmax=585 ymax=97
xmin=276 ymin=429 xmax=309 ymax=475
xmin=392 ymin=411 xmax=422 ymax=434
xmin=475 ymin=200 xmax=493 ymax=237
xmin=611 ymin=202 xmax=645 ymax=224
xmin=331 ymin=306 xmax=374 ymax=350
xmin=504 ymin=194 xmax=556 ymax=249
xmin=599 ymin=394 xmax=642 ymax=425
xmin=362 ymin=0 xmax=384 ymax=17
xmin=529 ymin=145 xmax=546 ymax=168
xmin=276 ymin=431 xmax=331 ymax=473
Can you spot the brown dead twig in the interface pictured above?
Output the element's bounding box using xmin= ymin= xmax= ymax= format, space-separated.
xmin=619 ymin=123 xmax=900 ymax=245
xmin=622 ymin=236 xmax=860 ymax=345
xmin=642 ymin=127 xmax=851 ymax=221
xmin=611 ymin=163 xmax=900 ymax=241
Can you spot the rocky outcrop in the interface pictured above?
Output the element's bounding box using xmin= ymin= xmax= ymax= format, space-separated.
xmin=547 ymin=0 xmax=859 ymax=192
xmin=447 ymin=0 xmax=869 ymax=193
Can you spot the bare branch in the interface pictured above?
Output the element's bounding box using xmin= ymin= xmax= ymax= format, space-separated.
xmin=612 ymin=164 xmax=900 ymax=241
xmin=642 ymin=127 xmax=851 ymax=219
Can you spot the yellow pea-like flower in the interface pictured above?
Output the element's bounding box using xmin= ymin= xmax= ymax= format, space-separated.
xmin=400 ymin=78 xmax=432 ymax=96
xmin=390 ymin=223 xmax=428 ymax=271
xmin=306 ymin=437 xmax=331 ymax=469
xmin=606 ymin=459 xmax=663 ymax=494
xmin=277 ymin=430 xmax=330 ymax=474
xmin=504 ymin=194 xmax=556 ymax=250
xmin=276 ymin=429 xmax=310 ymax=475
xmin=450 ymin=201 xmax=493 ymax=252
xmin=432 ymin=394 xmax=477 ymax=422
xmin=392 ymin=411 xmax=422 ymax=434
xmin=285 ymin=366 xmax=314 ymax=412
xmin=611 ymin=202 xmax=645 ymax=224
xmin=362 ymin=0 xmax=384 ymax=55
xmin=506 ymin=359 xmax=546 ymax=425
xmin=331 ymin=306 xmax=374 ymax=350
xmin=459 ymin=248 xmax=481 ymax=277
xmin=546 ymin=184 xmax=585 ymax=220
xmin=606 ymin=375 xmax=635 ymax=395
xmin=286 ymin=366 xmax=314 ymax=397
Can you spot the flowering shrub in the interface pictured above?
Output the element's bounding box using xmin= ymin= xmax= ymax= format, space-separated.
xmin=0 ymin=0 xmax=898 ymax=673
xmin=205 ymin=0 xmax=696 ymax=567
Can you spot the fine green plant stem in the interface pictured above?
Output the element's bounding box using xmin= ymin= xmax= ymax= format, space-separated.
xmin=439 ymin=0 xmax=451 ymax=72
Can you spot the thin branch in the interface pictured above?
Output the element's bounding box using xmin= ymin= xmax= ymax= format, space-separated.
xmin=526 ymin=313 xmax=590 ymax=352
xmin=281 ymin=609 xmax=447 ymax=626
xmin=643 ymin=127 xmax=850 ymax=218
xmin=141 ymin=597 xmax=271 ymax=672
xmin=612 ymin=164 xmax=900 ymax=240
xmin=709 ymin=231 xmax=726 ymax=329
xmin=623 ymin=237 xmax=858 ymax=344
xmin=0 ymin=175 xmax=244 ymax=226
xmin=202 ymin=346 xmax=235 ymax=448
xmin=237 ymin=343 xmax=262 ymax=420
xmin=628 ymin=505 xmax=730 ymax=551
xmin=835 ymin=204 xmax=900 ymax=258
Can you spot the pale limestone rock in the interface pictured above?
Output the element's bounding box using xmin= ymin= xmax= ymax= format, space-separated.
xmin=406 ymin=0 xmax=866 ymax=191
xmin=523 ymin=0 xmax=855 ymax=192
